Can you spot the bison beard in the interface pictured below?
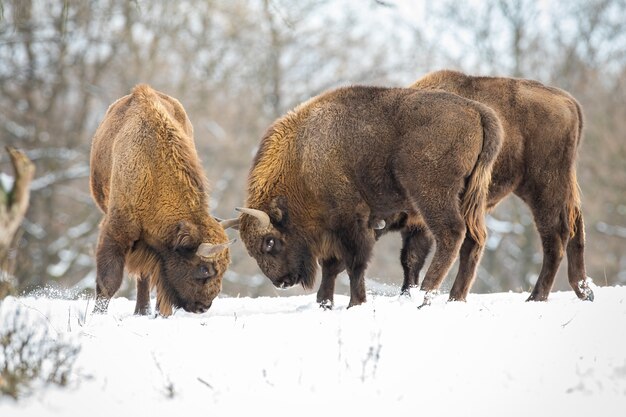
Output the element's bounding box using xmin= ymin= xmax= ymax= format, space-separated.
xmin=233 ymin=85 xmax=502 ymax=308
xmin=89 ymin=84 xmax=232 ymax=316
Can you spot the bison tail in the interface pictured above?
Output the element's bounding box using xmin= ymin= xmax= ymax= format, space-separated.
xmin=566 ymin=168 xmax=583 ymax=239
xmin=574 ymin=97 xmax=584 ymax=148
xmin=570 ymin=98 xmax=584 ymax=238
xmin=460 ymin=104 xmax=503 ymax=246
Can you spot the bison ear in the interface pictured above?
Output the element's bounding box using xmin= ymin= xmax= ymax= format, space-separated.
xmin=269 ymin=196 xmax=289 ymax=227
xmin=172 ymin=221 xmax=197 ymax=250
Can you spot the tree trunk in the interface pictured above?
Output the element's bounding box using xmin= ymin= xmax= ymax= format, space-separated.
xmin=0 ymin=147 xmax=35 ymax=299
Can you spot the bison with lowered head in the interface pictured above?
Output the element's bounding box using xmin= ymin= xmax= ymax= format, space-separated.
xmin=316 ymin=70 xmax=594 ymax=306
xmin=232 ymin=86 xmax=502 ymax=308
xmin=90 ymin=84 xmax=232 ymax=316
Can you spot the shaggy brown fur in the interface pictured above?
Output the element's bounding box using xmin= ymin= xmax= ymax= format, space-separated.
xmin=237 ymin=85 xmax=502 ymax=308
xmin=318 ymin=70 xmax=593 ymax=305
xmin=90 ymin=84 xmax=230 ymax=316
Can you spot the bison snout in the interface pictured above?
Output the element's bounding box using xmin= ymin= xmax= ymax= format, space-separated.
xmin=184 ymin=300 xmax=213 ymax=314
xmin=273 ymin=275 xmax=296 ymax=289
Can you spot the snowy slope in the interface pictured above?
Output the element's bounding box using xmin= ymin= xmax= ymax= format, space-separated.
xmin=1 ymin=285 xmax=625 ymax=416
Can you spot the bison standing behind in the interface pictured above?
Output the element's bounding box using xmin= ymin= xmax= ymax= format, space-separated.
xmin=317 ymin=70 xmax=593 ymax=305
xmin=403 ymin=70 xmax=592 ymax=301
xmin=232 ymin=86 xmax=502 ymax=308
xmin=90 ymin=84 xmax=232 ymax=316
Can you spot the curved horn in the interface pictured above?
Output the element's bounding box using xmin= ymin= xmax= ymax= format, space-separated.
xmin=219 ymin=217 xmax=240 ymax=230
xmin=235 ymin=207 xmax=271 ymax=230
xmin=372 ymin=219 xmax=386 ymax=230
xmin=196 ymin=239 xmax=236 ymax=258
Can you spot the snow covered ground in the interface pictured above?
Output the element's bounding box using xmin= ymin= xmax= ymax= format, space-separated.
xmin=1 ymin=284 xmax=625 ymax=416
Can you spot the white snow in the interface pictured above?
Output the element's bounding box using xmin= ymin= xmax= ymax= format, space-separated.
xmin=0 ymin=172 xmax=14 ymax=192
xmin=1 ymin=285 xmax=625 ymax=416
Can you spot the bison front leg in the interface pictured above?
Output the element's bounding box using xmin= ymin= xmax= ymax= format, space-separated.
xmin=317 ymin=257 xmax=345 ymax=310
xmin=334 ymin=223 xmax=375 ymax=309
xmin=94 ymin=230 xmax=132 ymax=314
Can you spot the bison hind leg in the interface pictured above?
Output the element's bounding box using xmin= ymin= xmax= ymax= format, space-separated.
xmin=418 ymin=213 xmax=466 ymax=304
xmin=399 ymin=225 xmax=433 ymax=297
xmin=526 ymin=225 xmax=568 ymax=302
xmin=448 ymin=231 xmax=486 ymax=302
xmin=566 ymin=209 xmax=594 ymax=301
xmin=525 ymin=193 xmax=579 ymax=302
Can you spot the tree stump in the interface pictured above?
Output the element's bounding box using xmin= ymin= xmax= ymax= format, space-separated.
xmin=0 ymin=147 xmax=35 ymax=299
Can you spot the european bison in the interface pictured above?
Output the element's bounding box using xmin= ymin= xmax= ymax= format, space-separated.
xmin=90 ymin=84 xmax=232 ymax=316
xmin=231 ymin=86 xmax=502 ymax=308
xmin=317 ymin=70 xmax=593 ymax=305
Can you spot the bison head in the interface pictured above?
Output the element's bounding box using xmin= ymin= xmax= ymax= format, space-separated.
xmin=235 ymin=196 xmax=317 ymax=290
xmin=130 ymin=220 xmax=232 ymax=316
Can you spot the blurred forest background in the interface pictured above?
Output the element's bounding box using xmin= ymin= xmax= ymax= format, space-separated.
xmin=1 ymin=0 xmax=625 ymax=300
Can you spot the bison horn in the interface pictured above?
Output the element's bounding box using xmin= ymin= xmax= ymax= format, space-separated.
xmin=372 ymin=219 xmax=386 ymax=230
xmin=196 ymin=239 xmax=236 ymax=258
xmin=235 ymin=207 xmax=271 ymax=230
xmin=219 ymin=217 xmax=240 ymax=230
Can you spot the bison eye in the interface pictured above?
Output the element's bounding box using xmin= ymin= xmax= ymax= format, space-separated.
xmin=263 ymin=236 xmax=275 ymax=253
xmin=196 ymin=264 xmax=216 ymax=281
xmin=199 ymin=265 xmax=211 ymax=278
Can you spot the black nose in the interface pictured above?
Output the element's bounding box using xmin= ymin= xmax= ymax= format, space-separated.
xmin=273 ymin=276 xmax=294 ymax=289
xmin=198 ymin=301 xmax=212 ymax=313
xmin=187 ymin=300 xmax=212 ymax=313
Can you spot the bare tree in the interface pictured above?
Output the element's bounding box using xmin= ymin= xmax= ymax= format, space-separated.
xmin=0 ymin=148 xmax=35 ymax=298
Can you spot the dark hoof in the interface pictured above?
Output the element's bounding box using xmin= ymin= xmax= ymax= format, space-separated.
xmin=134 ymin=306 xmax=152 ymax=316
xmin=448 ymin=289 xmax=467 ymax=302
xmin=526 ymin=293 xmax=548 ymax=302
xmin=418 ymin=291 xmax=435 ymax=309
xmin=319 ymin=299 xmax=333 ymax=310
xmin=347 ymin=298 xmax=366 ymax=309
xmin=579 ymin=288 xmax=594 ymax=302
xmin=418 ymin=290 xmax=439 ymax=309
xmin=447 ymin=296 xmax=466 ymax=303
xmin=401 ymin=284 xmax=421 ymax=298
xmin=93 ymin=297 xmax=110 ymax=314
